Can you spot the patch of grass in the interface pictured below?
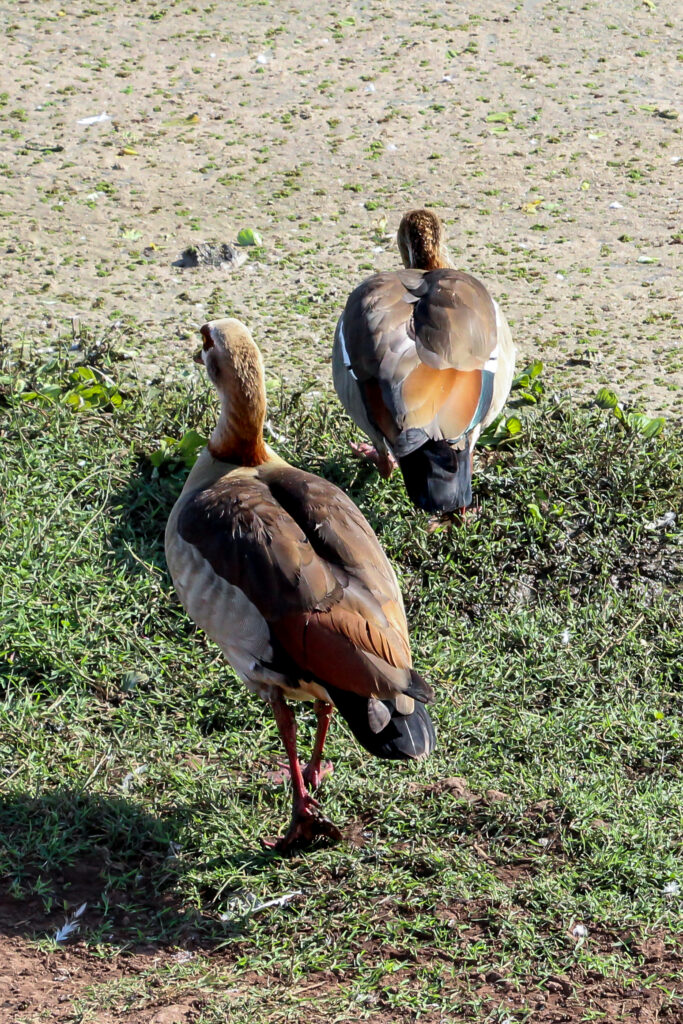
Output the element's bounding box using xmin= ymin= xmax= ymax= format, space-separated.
xmin=1 ymin=348 xmax=682 ymax=1020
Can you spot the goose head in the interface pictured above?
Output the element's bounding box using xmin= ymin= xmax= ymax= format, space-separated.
xmin=396 ymin=209 xmax=451 ymax=271
xmin=195 ymin=318 xmax=268 ymax=466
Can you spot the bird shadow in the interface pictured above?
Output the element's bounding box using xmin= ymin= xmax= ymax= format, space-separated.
xmin=0 ymin=788 xmax=281 ymax=952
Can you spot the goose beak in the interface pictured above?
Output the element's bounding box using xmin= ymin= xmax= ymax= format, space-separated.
xmin=193 ymin=346 xmax=204 ymax=364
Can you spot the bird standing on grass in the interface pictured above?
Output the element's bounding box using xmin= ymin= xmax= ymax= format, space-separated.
xmin=333 ymin=209 xmax=516 ymax=515
xmin=165 ymin=319 xmax=436 ymax=851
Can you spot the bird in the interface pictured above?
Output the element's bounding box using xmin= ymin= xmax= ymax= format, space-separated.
xmin=165 ymin=318 xmax=436 ymax=851
xmin=332 ymin=208 xmax=516 ymax=515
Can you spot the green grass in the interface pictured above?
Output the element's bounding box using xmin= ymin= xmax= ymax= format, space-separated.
xmin=1 ymin=345 xmax=682 ymax=1022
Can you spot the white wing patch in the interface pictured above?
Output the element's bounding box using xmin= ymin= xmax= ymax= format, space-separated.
xmin=337 ymin=320 xmax=358 ymax=380
xmin=487 ymin=302 xmax=506 ymax=371
xmin=484 ymin=342 xmax=499 ymax=373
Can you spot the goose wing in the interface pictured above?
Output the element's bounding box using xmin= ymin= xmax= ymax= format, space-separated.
xmin=175 ymin=463 xmax=431 ymax=703
xmin=335 ymin=268 xmax=502 ymax=455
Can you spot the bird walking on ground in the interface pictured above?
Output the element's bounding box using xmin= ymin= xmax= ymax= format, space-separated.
xmin=333 ymin=209 xmax=516 ymax=515
xmin=165 ymin=319 xmax=436 ymax=851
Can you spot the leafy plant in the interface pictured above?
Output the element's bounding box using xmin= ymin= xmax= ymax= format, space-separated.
xmin=479 ymin=361 xmax=544 ymax=448
xmin=595 ymin=388 xmax=666 ymax=437
xmin=19 ymin=364 xmax=124 ymax=411
xmin=149 ymin=429 xmax=208 ymax=470
xmin=510 ymin=359 xmax=544 ymax=405
xmin=236 ymin=227 xmax=262 ymax=246
xmin=478 ymin=411 xmax=523 ymax=448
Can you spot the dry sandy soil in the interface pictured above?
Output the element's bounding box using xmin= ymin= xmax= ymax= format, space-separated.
xmin=1 ymin=1 xmax=682 ymax=1021
xmin=1 ymin=0 xmax=681 ymax=416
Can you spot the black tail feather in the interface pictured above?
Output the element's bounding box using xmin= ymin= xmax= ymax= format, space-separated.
xmin=407 ymin=668 xmax=434 ymax=704
xmin=398 ymin=438 xmax=471 ymax=513
xmin=327 ymin=684 xmax=436 ymax=761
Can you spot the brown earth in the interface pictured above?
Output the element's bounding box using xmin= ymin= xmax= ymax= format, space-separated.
xmin=0 ymin=935 xmax=203 ymax=1024
xmin=0 ymin=0 xmax=681 ymax=416
xmin=1 ymin=833 xmax=682 ymax=1024
xmin=2 ymin=889 xmax=683 ymax=1023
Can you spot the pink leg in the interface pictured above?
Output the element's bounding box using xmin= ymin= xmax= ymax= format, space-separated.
xmin=303 ymin=700 xmax=334 ymax=791
xmin=349 ymin=442 xmax=397 ymax=480
xmin=264 ymin=702 xmax=334 ymax=789
xmin=262 ymin=693 xmax=341 ymax=852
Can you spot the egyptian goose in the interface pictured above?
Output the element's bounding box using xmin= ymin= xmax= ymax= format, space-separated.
xmin=333 ymin=209 xmax=516 ymax=513
xmin=165 ymin=319 xmax=436 ymax=850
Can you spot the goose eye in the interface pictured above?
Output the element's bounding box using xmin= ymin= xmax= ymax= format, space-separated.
xmin=200 ymin=325 xmax=214 ymax=352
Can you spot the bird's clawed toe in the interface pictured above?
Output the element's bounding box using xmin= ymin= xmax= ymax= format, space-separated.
xmin=262 ymin=796 xmax=342 ymax=853
xmin=349 ymin=441 xmax=379 ymax=459
xmin=264 ymin=759 xmax=293 ymax=785
xmin=426 ymin=505 xmax=481 ymax=533
xmin=302 ymin=759 xmax=334 ymax=791
xmin=265 ymin=758 xmax=334 ymax=791
xmin=349 ymin=442 xmax=397 ymax=479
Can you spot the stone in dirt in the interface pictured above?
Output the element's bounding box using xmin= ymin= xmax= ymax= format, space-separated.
xmin=175 ymin=243 xmax=246 ymax=269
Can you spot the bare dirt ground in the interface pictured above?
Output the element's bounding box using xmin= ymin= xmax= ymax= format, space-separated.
xmin=1 ymin=0 xmax=681 ymax=416
xmin=1 ymin=1 xmax=682 ymax=1021
xmin=2 ymin=888 xmax=683 ymax=1024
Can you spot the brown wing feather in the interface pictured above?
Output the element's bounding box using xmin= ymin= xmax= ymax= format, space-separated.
xmin=339 ymin=269 xmax=497 ymax=445
xmin=361 ymin=379 xmax=401 ymax=444
xmin=177 ymin=474 xmax=340 ymax=618
xmin=411 ymin=269 xmax=497 ymax=370
xmin=433 ymin=368 xmax=484 ymax=440
xmin=401 ymin=364 xmax=459 ymax=429
xmin=177 ymin=463 xmax=415 ymax=699
xmin=272 ymin=610 xmax=413 ymax=701
xmin=342 ymin=271 xmax=419 ymax=382
xmin=261 ymin=464 xmax=412 ymax=662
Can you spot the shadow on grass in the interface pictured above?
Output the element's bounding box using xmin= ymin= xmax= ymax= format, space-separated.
xmin=0 ymin=789 xmax=274 ymax=951
xmin=106 ymin=456 xmax=183 ymax=575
